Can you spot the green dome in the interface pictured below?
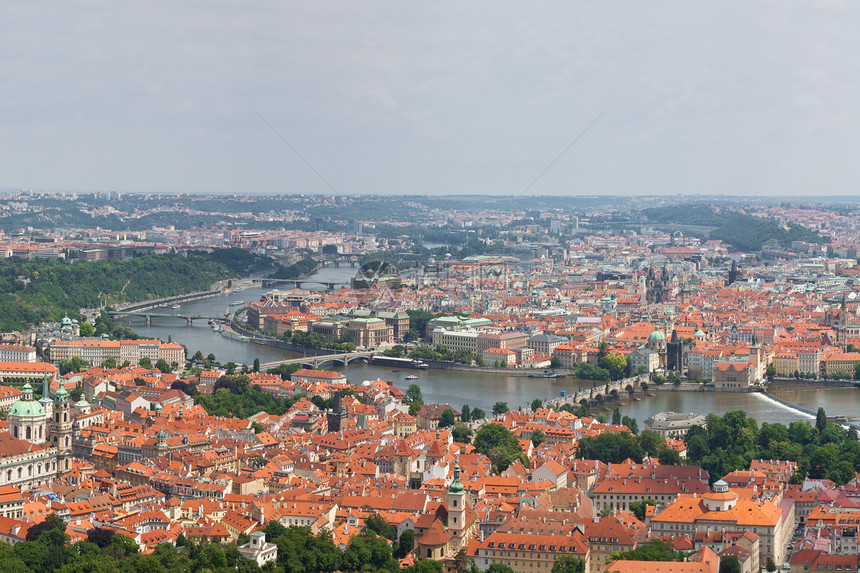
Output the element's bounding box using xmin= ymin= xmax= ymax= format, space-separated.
xmin=448 ymin=464 xmax=465 ymax=494
xmin=75 ymin=399 xmax=90 ymax=408
xmin=54 ymin=386 xmax=68 ymax=401
xmin=8 ymin=400 xmax=45 ymax=419
xmin=648 ymin=330 xmax=666 ymax=342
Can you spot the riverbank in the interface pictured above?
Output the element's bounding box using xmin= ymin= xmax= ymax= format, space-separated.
xmin=768 ymin=379 xmax=859 ymax=390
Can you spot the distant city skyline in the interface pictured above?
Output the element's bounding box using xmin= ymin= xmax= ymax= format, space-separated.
xmin=2 ymin=2 xmax=859 ymax=196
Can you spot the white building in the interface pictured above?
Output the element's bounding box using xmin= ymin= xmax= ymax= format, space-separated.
xmin=0 ymin=345 xmax=37 ymax=363
xmin=238 ymin=532 xmax=278 ymax=566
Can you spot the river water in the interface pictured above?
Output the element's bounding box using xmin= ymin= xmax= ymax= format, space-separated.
xmin=121 ymin=266 xmax=860 ymax=428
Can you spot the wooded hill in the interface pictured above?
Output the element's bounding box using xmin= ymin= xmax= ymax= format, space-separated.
xmin=0 ymin=249 xmax=272 ymax=331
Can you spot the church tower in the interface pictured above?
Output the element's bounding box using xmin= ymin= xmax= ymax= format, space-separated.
xmin=38 ymin=368 xmax=53 ymax=421
xmin=49 ymin=384 xmax=73 ymax=472
xmin=445 ymin=464 xmax=471 ymax=552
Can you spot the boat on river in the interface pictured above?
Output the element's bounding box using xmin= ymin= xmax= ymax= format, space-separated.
xmin=528 ymin=371 xmax=564 ymax=379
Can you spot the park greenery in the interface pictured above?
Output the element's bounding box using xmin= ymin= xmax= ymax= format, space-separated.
xmin=578 ymin=408 xmax=860 ymax=484
xmin=190 ymin=374 xmax=307 ymax=418
xmin=0 ymin=249 xmax=272 ymax=331
xmin=685 ymin=408 xmax=860 ymax=484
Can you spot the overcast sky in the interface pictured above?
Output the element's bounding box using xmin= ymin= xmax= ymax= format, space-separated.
xmin=2 ymin=1 xmax=859 ymax=196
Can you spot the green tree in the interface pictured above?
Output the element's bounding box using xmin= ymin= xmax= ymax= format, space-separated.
xmin=629 ymin=498 xmax=656 ymax=521
xmin=100 ymin=357 xmax=117 ymax=369
xmin=252 ymin=358 xmax=260 ymax=372
xmin=612 ymin=407 xmax=622 ymax=426
xmin=657 ymin=445 xmax=682 ymax=465
xmin=138 ymin=357 xmax=153 ymax=369
xmin=531 ymin=428 xmax=546 ymax=447
xmin=406 ymin=384 xmax=423 ymax=403
xmin=364 ymin=513 xmax=394 ymax=540
xmin=473 ymin=423 xmax=527 ymax=472
xmin=79 ymin=322 xmax=95 ymax=337
xmin=638 ymin=429 xmax=663 ymax=455
xmin=452 ymin=423 xmax=473 ymax=444
xmin=487 ymin=564 xmax=516 ymax=573
xmin=461 ymin=404 xmax=471 ymax=422
xmin=550 ymin=356 xmax=561 ymax=369
xmin=395 ymin=529 xmax=414 ymax=559
xmin=766 ymin=558 xmax=776 ymax=572
xmin=492 ymin=401 xmax=509 ymax=416
xmin=439 ymin=408 xmax=456 ymax=428
xmin=578 ymin=431 xmax=644 ymax=464
xmin=453 ymin=348 xmax=473 ymax=364
xmin=155 ymin=358 xmax=171 ymax=373
xmin=471 ymin=407 xmax=486 ymax=421
xmin=58 ymin=356 xmax=89 ymax=375
xmin=719 ymin=556 xmax=741 ymax=573
xmin=621 ymin=415 xmax=639 ymax=435
xmin=552 ymin=555 xmax=585 ymax=573
xmin=532 ymin=398 xmax=543 ymax=412
xmin=816 ymin=407 xmax=827 ymax=433
xmin=598 ymin=352 xmax=627 ymax=380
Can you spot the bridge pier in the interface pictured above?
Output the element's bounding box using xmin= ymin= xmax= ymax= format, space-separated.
xmin=187 ymin=316 xmax=193 ymax=327
xmin=146 ymin=314 xmax=151 ymax=326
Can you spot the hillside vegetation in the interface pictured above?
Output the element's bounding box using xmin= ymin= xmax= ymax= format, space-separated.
xmin=0 ymin=249 xmax=272 ymax=331
xmin=642 ymin=206 xmax=825 ymax=252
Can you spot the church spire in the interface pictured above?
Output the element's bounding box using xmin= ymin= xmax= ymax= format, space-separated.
xmin=42 ymin=367 xmax=51 ymax=398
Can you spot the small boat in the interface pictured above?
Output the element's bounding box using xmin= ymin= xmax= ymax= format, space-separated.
xmin=171 ymin=304 xmax=181 ymax=310
xmin=528 ymin=370 xmax=564 ymax=379
xmin=234 ymin=287 xmax=244 ymax=292
xmin=405 ymin=374 xmax=419 ymax=380
xmin=391 ymin=369 xmax=400 ymax=372
xmin=229 ymin=300 xmax=245 ymax=306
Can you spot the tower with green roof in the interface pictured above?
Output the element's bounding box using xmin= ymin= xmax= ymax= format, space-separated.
xmin=49 ymin=381 xmax=73 ymax=472
xmin=445 ymin=463 xmax=468 ymax=548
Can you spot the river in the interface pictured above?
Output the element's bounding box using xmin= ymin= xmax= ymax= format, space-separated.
xmin=120 ymin=266 xmax=860 ymax=428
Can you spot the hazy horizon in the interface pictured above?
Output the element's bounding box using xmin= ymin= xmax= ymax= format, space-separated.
xmin=3 ymin=2 xmax=859 ymax=197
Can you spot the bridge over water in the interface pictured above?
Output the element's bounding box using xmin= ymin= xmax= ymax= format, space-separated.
xmin=548 ymin=374 xmax=652 ymax=408
xmin=259 ymin=352 xmax=374 ymax=371
xmin=108 ymin=311 xmax=227 ymax=326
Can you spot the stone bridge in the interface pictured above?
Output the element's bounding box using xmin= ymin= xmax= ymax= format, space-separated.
xmin=554 ymin=375 xmax=652 ymax=408
xmin=259 ymin=351 xmax=374 ymax=371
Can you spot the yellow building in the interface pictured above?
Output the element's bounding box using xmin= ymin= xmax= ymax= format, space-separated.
xmin=823 ymin=352 xmax=860 ymax=376
xmin=772 ymin=352 xmax=798 ymax=378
